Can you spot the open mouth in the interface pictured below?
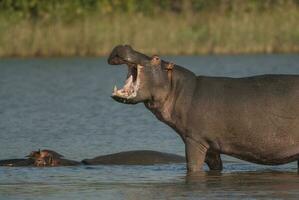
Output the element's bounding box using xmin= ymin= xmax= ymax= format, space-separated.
xmin=112 ymin=62 xmax=140 ymax=100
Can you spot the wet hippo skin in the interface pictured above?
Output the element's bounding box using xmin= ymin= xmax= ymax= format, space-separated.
xmin=108 ymin=45 xmax=299 ymax=173
xmin=82 ymin=150 xmax=185 ymax=165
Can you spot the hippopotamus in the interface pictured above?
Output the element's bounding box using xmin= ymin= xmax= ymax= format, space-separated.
xmin=0 ymin=149 xmax=80 ymax=167
xmin=0 ymin=149 xmax=186 ymax=167
xmin=28 ymin=149 xmax=81 ymax=166
xmin=108 ymin=45 xmax=299 ymax=173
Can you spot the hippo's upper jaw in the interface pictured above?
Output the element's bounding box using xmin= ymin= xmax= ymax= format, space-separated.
xmin=108 ymin=45 xmax=150 ymax=66
xmin=108 ymin=45 xmax=171 ymax=105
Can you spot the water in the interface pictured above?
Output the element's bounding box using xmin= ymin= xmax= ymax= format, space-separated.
xmin=0 ymin=55 xmax=299 ymax=199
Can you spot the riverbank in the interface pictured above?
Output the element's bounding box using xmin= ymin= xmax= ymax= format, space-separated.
xmin=0 ymin=3 xmax=298 ymax=57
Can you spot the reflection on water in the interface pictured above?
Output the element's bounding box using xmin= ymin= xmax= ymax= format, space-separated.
xmin=0 ymin=55 xmax=299 ymax=199
xmin=1 ymin=163 xmax=299 ymax=199
xmin=184 ymin=170 xmax=299 ymax=199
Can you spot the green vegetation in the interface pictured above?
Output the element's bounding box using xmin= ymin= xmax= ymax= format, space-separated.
xmin=0 ymin=0 xmax=299 ymax=57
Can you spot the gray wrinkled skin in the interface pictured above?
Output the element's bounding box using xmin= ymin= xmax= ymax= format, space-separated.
xmin=108 ymin=45 xmax=299 ymax=173
xmin=82 ymin=150 xmax=185 ymax=165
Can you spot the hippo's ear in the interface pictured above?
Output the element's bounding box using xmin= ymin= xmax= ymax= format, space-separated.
xmin=150 ymin=55 xmax=161 ymax=67
xmin=165 ymin=62 xmax=174 ymax=70
xmin=26 ymin=149 xmax=38 ymax=158
xmin=25 ymin=151 xmax=33 ymax=157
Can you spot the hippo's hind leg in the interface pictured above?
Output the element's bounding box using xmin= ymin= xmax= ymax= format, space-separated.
xmin=205 ymin=150 xmax=223 ymax=171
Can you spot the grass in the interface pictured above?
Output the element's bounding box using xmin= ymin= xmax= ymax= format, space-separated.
xmin=0 ymin=5 xmax=299 ymax=57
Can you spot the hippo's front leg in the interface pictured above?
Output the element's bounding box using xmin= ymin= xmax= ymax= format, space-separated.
xmin=205 ymin=150 xmax=223 ymax=171
xmin=185 ymin=137 xmax=207 ymax=173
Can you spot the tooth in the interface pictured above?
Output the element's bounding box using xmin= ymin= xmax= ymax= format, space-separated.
xmin=126 ymin=75 xmax=133 ymax=84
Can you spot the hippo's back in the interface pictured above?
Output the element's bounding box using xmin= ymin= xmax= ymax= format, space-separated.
xmin=82 ymin=150 xmax=185 ymax=165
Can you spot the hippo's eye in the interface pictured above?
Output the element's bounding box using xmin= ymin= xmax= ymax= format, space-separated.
xmin=151 ymin=55 xmax=161 ymax=66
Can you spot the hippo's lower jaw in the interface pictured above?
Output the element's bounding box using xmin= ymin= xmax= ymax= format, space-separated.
xmin=111 ymin=95 xmax=138 ymax=104
xmin=111 ymin=63 xmax=141 ymax=104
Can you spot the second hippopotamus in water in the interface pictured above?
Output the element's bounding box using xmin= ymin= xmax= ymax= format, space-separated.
xmin=28 ymin=149 xmax=81 ymax=166
xmin=0 ymin=149 xmax=80 ymax=167
xmin=0 ymin=149 xmax=185 ymax=167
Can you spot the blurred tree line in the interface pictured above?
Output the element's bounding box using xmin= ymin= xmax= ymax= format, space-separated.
xmin=1 ymin=0 xmax=298 ymax=20
xmin=0 ymin=0 xmax=298 ymax=56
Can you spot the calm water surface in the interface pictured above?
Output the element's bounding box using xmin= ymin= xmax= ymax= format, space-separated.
xmin=0 ymin=55 xmax=299 ymax=199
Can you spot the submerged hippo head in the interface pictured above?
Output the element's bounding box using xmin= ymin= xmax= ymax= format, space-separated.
xmin=27 ymin=149 xmax=64 ymax=167
xmin=108 ymin=45 xmax=173 ymax=104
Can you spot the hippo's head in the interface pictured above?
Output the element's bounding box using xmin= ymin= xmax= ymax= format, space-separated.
xmin=27 ymin=149 xmax=63 ymax=167
xmin=108 ymin=45 xmax=173 ymax=104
